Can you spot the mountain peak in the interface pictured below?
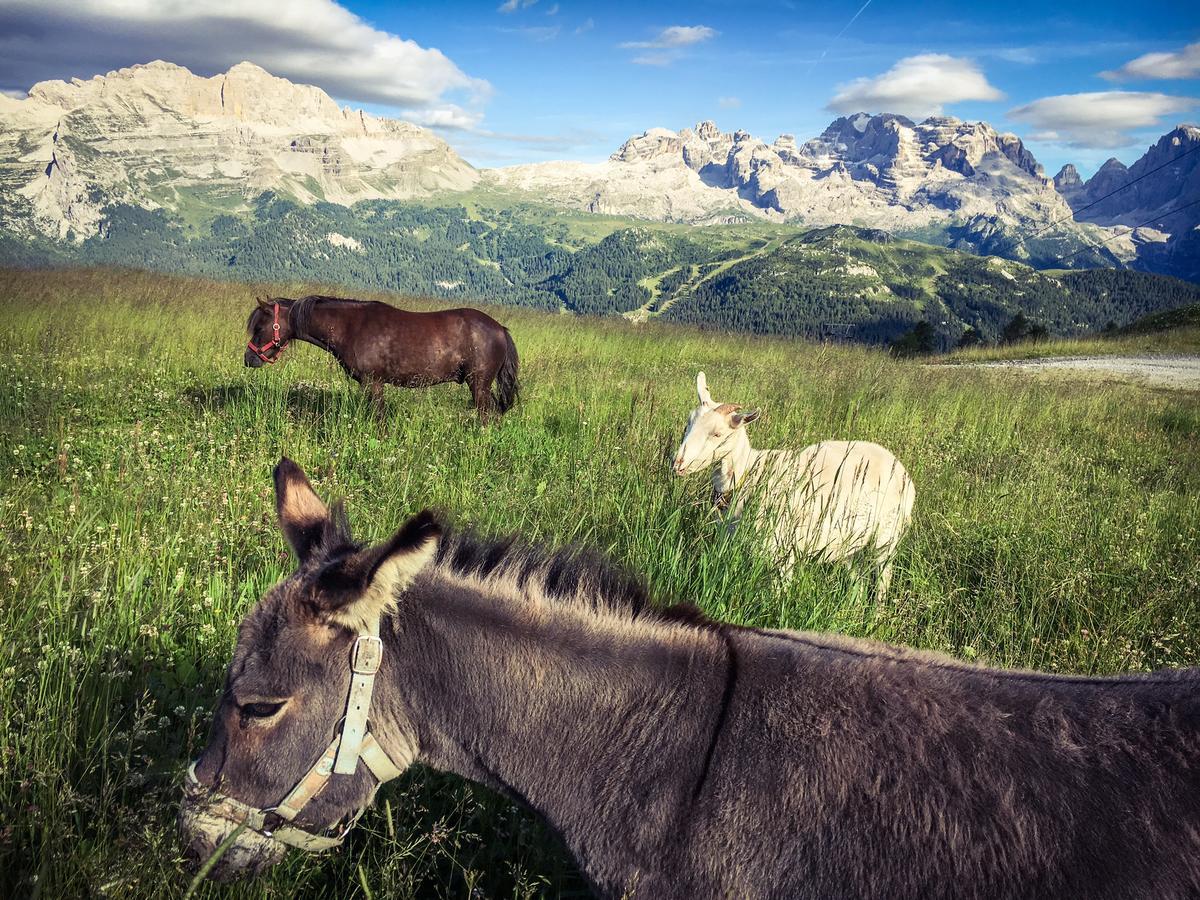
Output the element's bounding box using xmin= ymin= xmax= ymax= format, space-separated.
xmin=1 ymin=59 xmax=477 ymax=241
xmin=227 ymin=61 xmax=271 ymax=75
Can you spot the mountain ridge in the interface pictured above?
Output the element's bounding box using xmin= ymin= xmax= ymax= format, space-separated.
xmin=0 ymin=60 xmax=1196 ymax=282
xmin=0 ymin=60 xmax=478 ymax=241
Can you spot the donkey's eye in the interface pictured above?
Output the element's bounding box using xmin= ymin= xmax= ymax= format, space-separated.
xmin=240 ymin=701 xmax=285 ymax=719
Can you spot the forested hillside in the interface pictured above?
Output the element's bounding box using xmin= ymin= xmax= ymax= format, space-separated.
xmin=5 ymin=195 xmax=1198 ymax=344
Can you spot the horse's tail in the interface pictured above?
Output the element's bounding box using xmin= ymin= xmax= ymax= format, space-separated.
xmin=493 ymin=328 xmax=520 ymax=414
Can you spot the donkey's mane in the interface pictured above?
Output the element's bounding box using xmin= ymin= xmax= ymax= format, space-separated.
xmin=433 ymin=527 xmax=661 ymax=622
xmin=315 ymin=510 xmax=698 ymax=626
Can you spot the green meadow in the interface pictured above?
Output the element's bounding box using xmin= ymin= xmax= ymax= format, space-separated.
xmin=2 ymin=266 xmax=1198 ymax=898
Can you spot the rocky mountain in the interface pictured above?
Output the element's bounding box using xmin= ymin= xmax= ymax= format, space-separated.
xmin=486 ymin=114 xmax=1118 ymax=267
xmin=0 ymin=60 xmax=1195 ymax=282
xmin=1054 ymin=126 xmax=1200 ymax=280
xmin=0 ymin=60 xmax=478 ymax=241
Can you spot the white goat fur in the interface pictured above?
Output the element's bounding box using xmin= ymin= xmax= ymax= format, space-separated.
xmin=672 ymin=372 xmax=916 ymax=597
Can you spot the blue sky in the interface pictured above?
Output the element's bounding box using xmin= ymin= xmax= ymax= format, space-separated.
xmin=1 ymin=0 xmax=1197 ymax=176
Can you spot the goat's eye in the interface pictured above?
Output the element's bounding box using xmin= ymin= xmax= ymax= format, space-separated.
xmin=240 ymin=701 xmax=284 ymax=719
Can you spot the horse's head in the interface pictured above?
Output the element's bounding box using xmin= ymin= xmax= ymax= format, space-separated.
xmin=671 ymin=371 xmax=760 ymax=475
xmin=179 ymin=458 xmax=439 ymax=879
xmin=244 ymin=298 xmax=295 ymax=367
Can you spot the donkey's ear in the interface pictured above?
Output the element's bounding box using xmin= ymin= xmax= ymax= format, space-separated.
xmin=274 ymin=458 xmax=330 ymax=563
xmin=730 ymin=408 xmax=760 ymax=428
xmin=315 ymin=510 xmax=442 ymax=632
xmin=696 ymin=371 xmax=713 ymax=406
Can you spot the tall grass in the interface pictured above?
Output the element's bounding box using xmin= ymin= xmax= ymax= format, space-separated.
xmin=943 ymin=326 xmax=1200 ymax=361
xmin=1 ymin=266 xmax=1198 ymax=898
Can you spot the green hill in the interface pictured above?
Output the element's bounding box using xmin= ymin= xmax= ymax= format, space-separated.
xmin=4 ymin=197 xmax=1198 ymax=345
xmin=1121 ymin=302 xmax=1200 ymax=335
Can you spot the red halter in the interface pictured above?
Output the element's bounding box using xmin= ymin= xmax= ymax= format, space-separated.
xmin=247 ymin=302 xmax=289 ymax=364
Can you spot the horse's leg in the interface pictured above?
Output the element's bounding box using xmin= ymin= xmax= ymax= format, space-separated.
xmin=362 ymin=377 xmax=387 ymax=419
xmin=469 ymin=372 xmax=495 ymax=425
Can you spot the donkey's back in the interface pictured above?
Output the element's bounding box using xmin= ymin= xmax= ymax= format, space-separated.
xmin=675 ymin=626 xmax=1200 ymax=900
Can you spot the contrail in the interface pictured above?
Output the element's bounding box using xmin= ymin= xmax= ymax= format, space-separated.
xmin=807 ymin=0 xmax=874 ymax=72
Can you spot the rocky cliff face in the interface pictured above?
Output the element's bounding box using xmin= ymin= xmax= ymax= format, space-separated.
xmin=487 ymin=114 xmax=1092 ymax=261
xmin=0 ymin=61 xmax=478 ymax=241
xmin=1053 ymin=164 xmax=1084 ymax=201
xmin=1061 ymin=127 xmax=1200 ymax=225
xmin=1055 ymin=126 xmax=1200 ymax=281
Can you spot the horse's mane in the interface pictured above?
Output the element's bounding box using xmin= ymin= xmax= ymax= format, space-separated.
xmin=268 ymin=295 xmax=377 ymax=340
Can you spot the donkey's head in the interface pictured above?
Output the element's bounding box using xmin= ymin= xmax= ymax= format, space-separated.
xmin=671 ymin=372 xmax=760 ymax=475
xmin=179 ymin=458 xmax=439 ymax=879
xmin=244 ymin=298 xmax=296 ymax=367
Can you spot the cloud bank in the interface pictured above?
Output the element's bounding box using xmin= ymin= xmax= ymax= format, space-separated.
xmin=1008 ymin=90 xmax=1196 ymax=148
xmin=621 ymin=24 xmax=717 ymax=66
xmin=1102 ymin=42 xmax=1200 ymax=81
xmin=0 ymin=0 xmax=489 ymax=126
xmin=827 ymin=54 xmax=1003 ymax=118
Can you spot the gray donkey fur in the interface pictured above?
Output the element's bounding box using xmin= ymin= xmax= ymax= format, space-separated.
xmin=181 ymin=459 xmax=1200 ymax=898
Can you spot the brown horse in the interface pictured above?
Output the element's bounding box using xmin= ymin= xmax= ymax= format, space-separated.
xmin=244 ymin=295 xmax=519 ymax=420
xmin=181 ymin=459 xmax=1200 ymax=897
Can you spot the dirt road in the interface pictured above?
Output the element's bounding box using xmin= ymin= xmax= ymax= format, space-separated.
xmin=967 ymin=355 xmax=1200 ymax=390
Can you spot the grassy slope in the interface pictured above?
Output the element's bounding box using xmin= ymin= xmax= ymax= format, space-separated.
xmin=1 ymin=267 xmax=1198 ymax=898
xmin=943 ymin=303 xmax=1200 ymax=361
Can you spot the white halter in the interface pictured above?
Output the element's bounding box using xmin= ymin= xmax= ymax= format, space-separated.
xmin=185 ymin=624 xmax=405 ymax=852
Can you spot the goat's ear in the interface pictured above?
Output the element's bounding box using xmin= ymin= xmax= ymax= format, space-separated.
xmin=730 ymin=408 xmax=760 ymax=428
xmin=274 ymin=458 xmax=330 ymax=563
xmin=314 ymin=511 xmax=442 ymax=631
xmin=696 ymin=371 xmax=713 ymax=406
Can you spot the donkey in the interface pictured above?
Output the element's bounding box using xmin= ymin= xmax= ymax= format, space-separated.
xmin=672 ymin=372 xmax=915 ymax=598
xmin=180 ymin=458 xmax=1200 ymax=898
xmin=244 ymin=295 xmax=519 ymax=421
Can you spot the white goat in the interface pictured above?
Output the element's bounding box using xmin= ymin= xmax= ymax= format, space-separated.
xmin=671 ymin=372 xmax=916 ymax=598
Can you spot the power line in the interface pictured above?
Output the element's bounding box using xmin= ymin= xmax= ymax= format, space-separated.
xmin=1008 ymin=142 xmax=1200 ymax=252
xmin=1052 ymin=197 xmax=1200 ymax=266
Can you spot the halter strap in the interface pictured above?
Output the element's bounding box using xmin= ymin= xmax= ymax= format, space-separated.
xmin=335 ymin=623 xmax=383 ymax=774
xmin=247 ymin=302 xmax=289 ymax=364
xmin=186 ymin=624 xmax=404 ymax=853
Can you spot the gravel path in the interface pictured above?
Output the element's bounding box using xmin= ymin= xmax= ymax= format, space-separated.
xmin=968 ymin=355 xmax=1200 ymax=390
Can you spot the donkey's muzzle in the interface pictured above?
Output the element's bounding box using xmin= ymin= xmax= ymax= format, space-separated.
xmin=178 ymin=794 xmax=285 ymax=880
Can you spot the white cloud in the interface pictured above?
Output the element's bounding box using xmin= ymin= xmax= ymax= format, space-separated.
xmin=546 ymin=3 xmax=560 ymax=15
xmin=0 ymin=0 xmax=489 ymax=115
xmin=631 ymin=53 xmax=673 ymax=67
xmin=718 ymin=96 xmax=742 ymax=109
xmin=499 ymin=25 xmax=560 ymax=41
xmin=498 ymin=0 xmax=538 ymax=12
xmin=620 ymin=24 xmax=716 ymax=66
xmin=402 ymin=104 xmax=484 ymax=131
xmin=827 ymin=54 xmax=1003 ymax=118
xmin=621 ymin=25 xmax=717 ymax=49
xmin=1102 ymin=42 xmax=1200 ymax=81
xmin=575 ymin=18 xmax=594 ymax=35
xmin=1008 ymin=91 xmax=1196 ymax=148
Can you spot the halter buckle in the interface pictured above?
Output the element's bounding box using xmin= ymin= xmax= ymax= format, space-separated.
xmin=351 ymin=636 xmax=383 ymax=675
